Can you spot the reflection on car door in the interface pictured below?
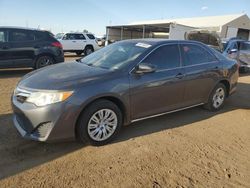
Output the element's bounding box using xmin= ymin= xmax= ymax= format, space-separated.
xmin=0 ymin=29 xmax=12 ymax=68
xmin=9 ymin=29 xmax=35 ymax=67
xmin=180 ymin=43 xmax=221 ymax=106
xmin=129 ymin=44 xmax=186 ymax=120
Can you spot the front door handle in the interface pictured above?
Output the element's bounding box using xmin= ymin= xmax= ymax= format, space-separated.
xmin=2 ymin=46 xmax=9 ymax=50
xmin=175 ymin=73 xmax=185 ymax=79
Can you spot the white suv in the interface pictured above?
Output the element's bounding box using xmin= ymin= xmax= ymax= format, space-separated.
xmin=56 ymin=33 xmax=99 ymax=56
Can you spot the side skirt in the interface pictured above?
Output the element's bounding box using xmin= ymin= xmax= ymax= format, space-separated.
xmin=131 ymin=103 xmax=204 ymax=123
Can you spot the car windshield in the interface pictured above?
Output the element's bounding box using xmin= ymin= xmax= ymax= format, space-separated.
xmin=79 ymin=41 xmax=151 ymax=70
xmin=55 ymin=33 xmax=64 ymax=39
xmin=240 ymin=42 xmax=250 ymax=50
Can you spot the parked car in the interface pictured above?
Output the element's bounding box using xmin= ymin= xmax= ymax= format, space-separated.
xmin=185 ymin=30 xmax=250 ymax=72
xmin=0 ymin=27 xmax=64 ymax=69
xmin=222 ymin=39 xmax=250 ymax=72
xmin=12 ymin=39 xmax=239 ymax=145
xmin=56 ymin=32 xmax=99 ymax=56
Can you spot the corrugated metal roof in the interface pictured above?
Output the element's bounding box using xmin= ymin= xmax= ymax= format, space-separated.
xmin=129 ymin=14 xmax=246 ymax=28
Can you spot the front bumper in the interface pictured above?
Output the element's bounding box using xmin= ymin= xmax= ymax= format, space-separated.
xmin=12 ymin=94 xmax=79 ymax=142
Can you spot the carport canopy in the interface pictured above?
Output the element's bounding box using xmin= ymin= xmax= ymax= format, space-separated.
xmin=106 ymin=23 xmax=171 ymax=41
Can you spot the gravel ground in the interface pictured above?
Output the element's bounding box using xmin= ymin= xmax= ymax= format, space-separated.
xmin=0 ymin=55 xmax=250 ymax=187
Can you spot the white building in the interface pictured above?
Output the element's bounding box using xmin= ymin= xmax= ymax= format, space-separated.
xmin=106 ymin=14 xmax=250 ymax=42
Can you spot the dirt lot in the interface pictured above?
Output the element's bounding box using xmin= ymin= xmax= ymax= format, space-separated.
xmin=0 ymin=55 xmax=250 ymax=188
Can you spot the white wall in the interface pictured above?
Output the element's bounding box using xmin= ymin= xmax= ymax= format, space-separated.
xmin=226 ymin=27 xmax=238 ymax=38
xmin=169 ymin=24 xmax=195 ymax=40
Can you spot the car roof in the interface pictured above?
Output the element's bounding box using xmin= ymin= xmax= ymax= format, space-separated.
xmin=60 ymin=32 xmax=95 ymax=35
xmin=0 ymin=26 xmax=49 ymax=32
xmin=120 ymin=38 xmax=206 ymax=46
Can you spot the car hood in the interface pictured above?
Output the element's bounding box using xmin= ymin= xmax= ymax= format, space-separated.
xmin=18 ymin=62 xmax=112 ymax=90
xmin=185 ymin=30 xmax=223 ymax=52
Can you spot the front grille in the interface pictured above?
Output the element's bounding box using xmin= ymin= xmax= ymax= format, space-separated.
xmin=32 ymin=122 xmax=52 ymax=138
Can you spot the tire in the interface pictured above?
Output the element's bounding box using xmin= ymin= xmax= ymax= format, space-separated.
xmin=76 ymin=51 xmax=83 ymax=56
xmin=35 ymin=55 xmax=54 ymax=69
xmin=203 ymin=83 xmax=227 ymax=111
xmin=84 ymin=46 xmax=94 ymax=56
xmin=76 ymin=99 xmax=123 ymax=146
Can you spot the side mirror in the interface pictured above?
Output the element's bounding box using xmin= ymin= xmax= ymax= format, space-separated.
xmin=135 ymin=63 xmax=156 ymax=74
xmin=229 ymin=49 xmax=238 ymax=54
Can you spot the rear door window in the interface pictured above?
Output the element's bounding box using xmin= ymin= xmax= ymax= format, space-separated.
xmin=142 ymin=44 xmax=180 ymax=70
xmin=180 ymin=44 xmax=217 ymax=66
xmin=9 ymin=30 xmax=35 ymax=42
xmin=34 ymin=31 xmax=47 ymax=40
xmin=74 ymin=34 xmax=86 ymax=40
xmin=0 ymin=30 xmax=6 ymax=42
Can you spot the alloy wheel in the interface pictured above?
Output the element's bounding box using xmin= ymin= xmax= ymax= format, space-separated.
xmin=87 ymin=109 xmax=118 ymax=141
xmin=212 ymin=87 xmax=225 ymax=108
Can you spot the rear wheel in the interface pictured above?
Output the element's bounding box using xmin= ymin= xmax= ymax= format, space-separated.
xmin=84 ymin=46 xmax=94 ymax=56
xmin=76 ymin=100 xmax=123 ymax=146
xmin=204 ymin=83 xmax=227 ymax=111
xmin=36 ymin=56 xmax=54 ymax=69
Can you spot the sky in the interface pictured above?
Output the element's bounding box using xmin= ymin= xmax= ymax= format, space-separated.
xmin=0 ymin=0 xmax=250 ymax=36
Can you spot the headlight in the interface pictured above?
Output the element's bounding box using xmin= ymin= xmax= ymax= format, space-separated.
xmin=26 ymin=91 xmax=73 ymax=107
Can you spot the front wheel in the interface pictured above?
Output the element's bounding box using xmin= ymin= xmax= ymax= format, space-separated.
xmin=76 ymin=100 xmax=123 ymax=146
xmin=204 ymin=83 xmax=227 ymax=111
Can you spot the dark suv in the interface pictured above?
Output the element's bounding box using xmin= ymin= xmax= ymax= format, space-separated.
xmin=0 ymin=27 xmax=64 ymax=69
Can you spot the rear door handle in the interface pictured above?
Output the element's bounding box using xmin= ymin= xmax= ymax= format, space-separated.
xmin=72 ymin=41 xmax=76 ymax=43
xmin=175 ymin=73 xmax=185 ymax=79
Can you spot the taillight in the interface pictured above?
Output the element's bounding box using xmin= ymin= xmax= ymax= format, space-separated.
xmin=51 ymin=42 xmax=63 ymax=49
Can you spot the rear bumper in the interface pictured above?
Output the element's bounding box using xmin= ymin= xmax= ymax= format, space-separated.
xmin=54 ymin=55 xmax=65 ymax=64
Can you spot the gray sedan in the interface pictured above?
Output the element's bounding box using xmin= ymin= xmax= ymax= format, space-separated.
xmin=12 ymin=39 xmax=239 ymax=145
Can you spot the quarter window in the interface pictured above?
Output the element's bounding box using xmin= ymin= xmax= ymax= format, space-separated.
xmin=87 ymin=34 xmax=95 ymax=40
xmin=143 ymin=44 xmax=180 ymax=70
xmin=35 ymin=31 xmax=47 ymax=40
xmin=180 ymin=44 xmax=217 ymax=66
xmin=0 ymin=31 xmax=5 ymax=42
